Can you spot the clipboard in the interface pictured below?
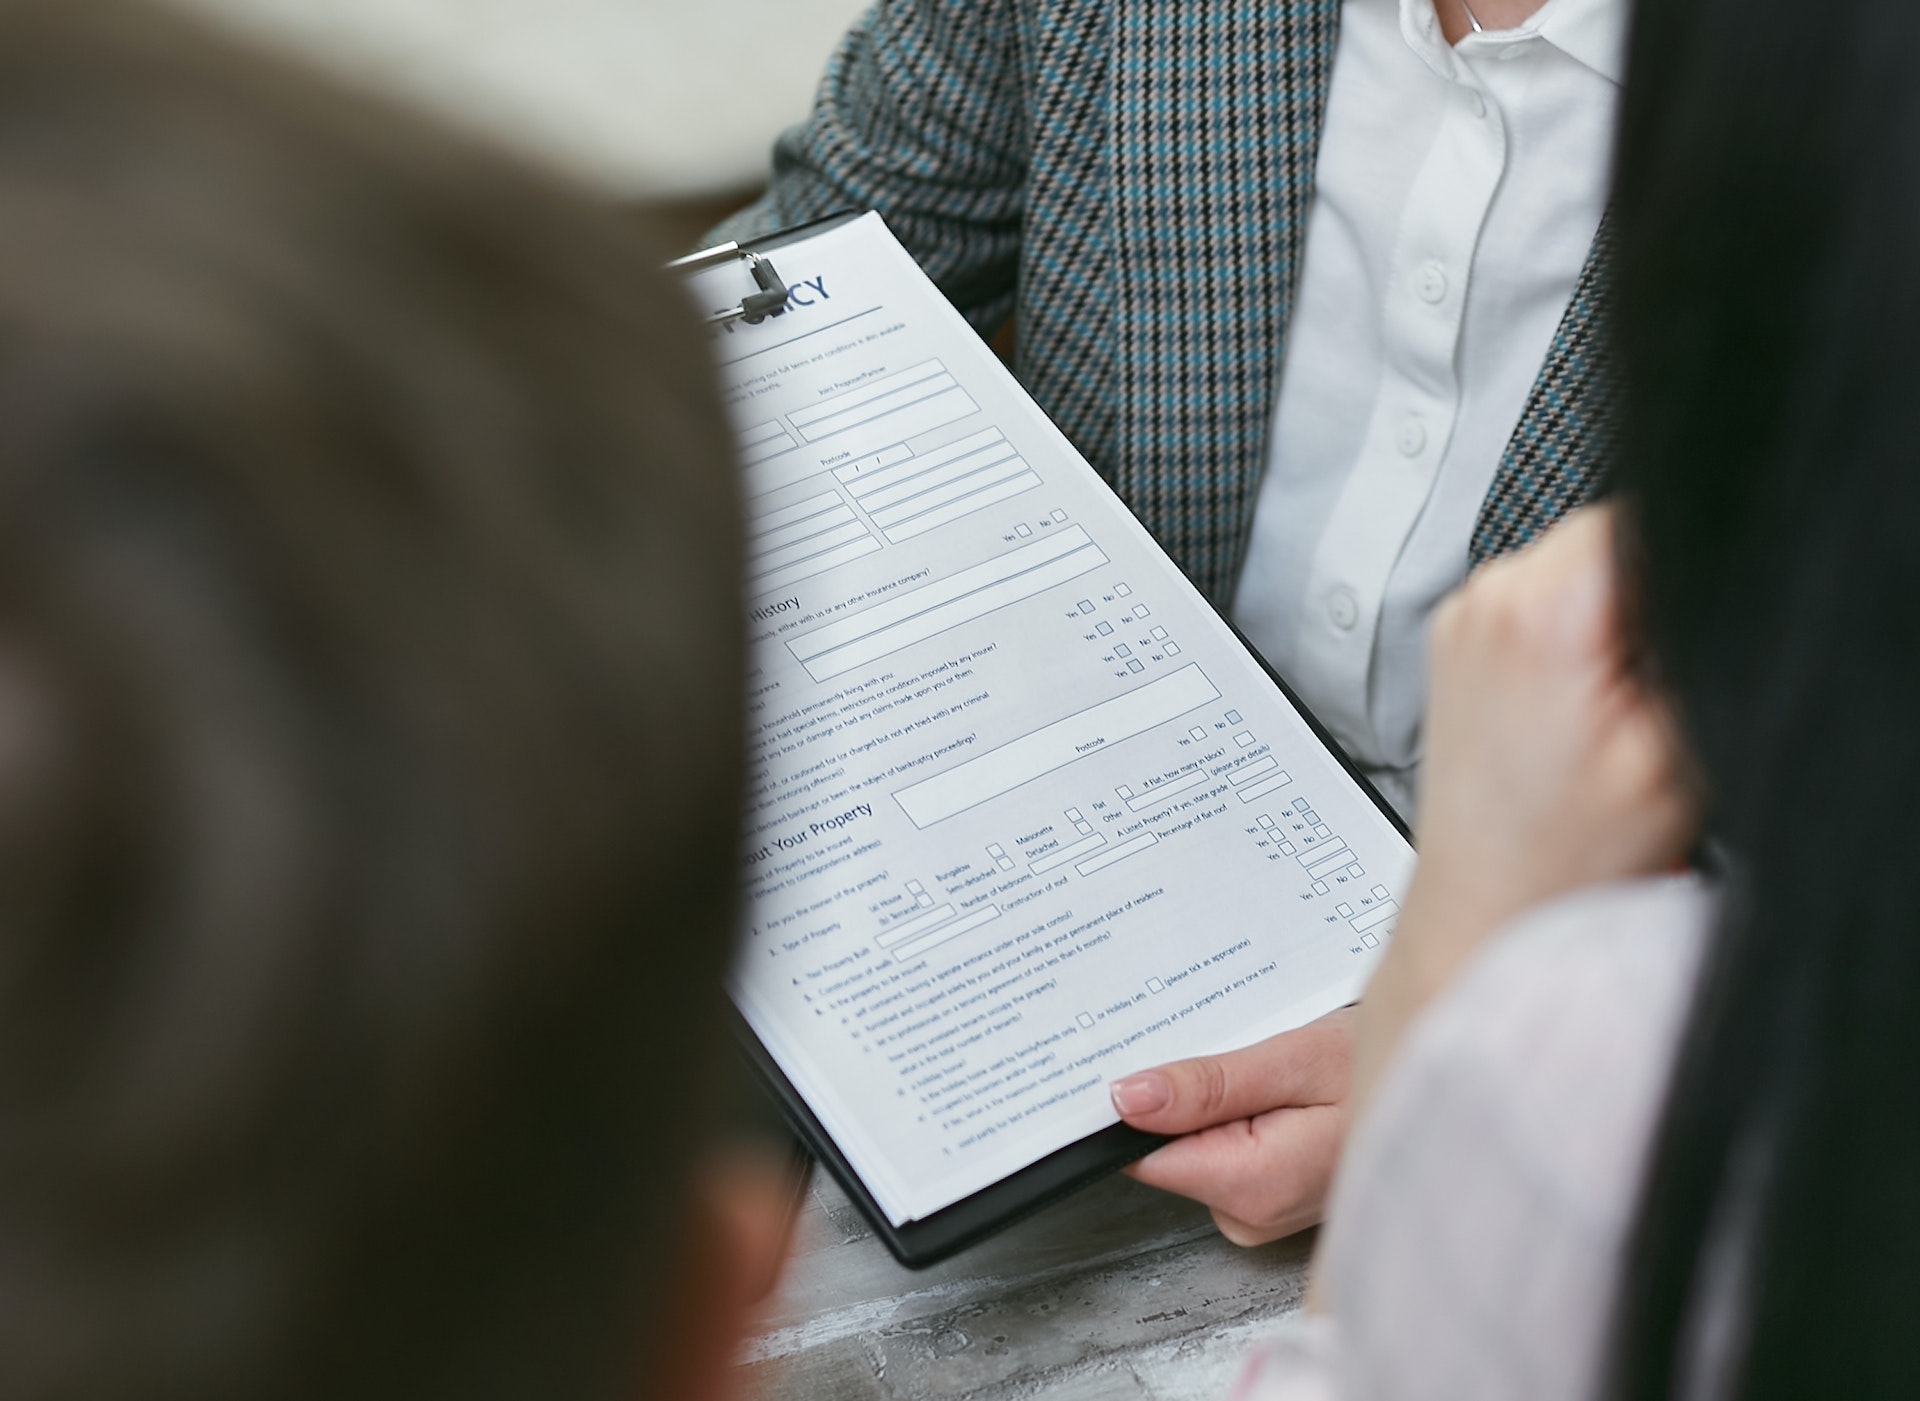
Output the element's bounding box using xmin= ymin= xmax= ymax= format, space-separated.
xmin=667 ymin=211 xmax=869 ymax=324
xmin=673 ymin=213 xmax=1413 ymax=1270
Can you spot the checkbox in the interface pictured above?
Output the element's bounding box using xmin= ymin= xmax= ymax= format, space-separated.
xmin=1337 ymin=903 xmax=1354 ymax=917
xmin=1135 ymin=605 xmax=1151 ymax=618
xmin=1116 ymin=643 xmax=1132 ymax=657
xmin=1097 ymin=621 xmax=1114 ymax=636
xmin=1315 ymin=824 xmax=1333 ymax=838
xmin=1051 ymin=509 xmax=1069 ymax=522
xmin=1372 ymin=885 xmax=1391 ymax=901
xmin=1362 ymin=933 xmax=1380 ymax=949
xmin=1074 ymin=822 xmax=1093 ymax=835
xmin=1016 ymin=523 xmax=1033 ymax=537
xmin=1280 ymin=842 xmax=1297 ymax=855
xmin=1116 ymin=583 xmax=1133 ymax=596
xmin=1151 ymin=627 xmax=1169 ymax=641
xmin=1258 ymin=815 xmax=1277 ymax=829
xmin=1226 ymin=710 xmax=1242 ymax=724
xmin=1077 ymin=1012 xmax=1096 ymax=1029
xmin=1347 ymin=864 xmax=1364 ymax=878
xmin=1189 ymin=726 xmax=1207 ymax=741
xmin=1118 ymin=785 xmax=1135 ymax=798
xmin=1147 ymin=978 xmax=1165 ymax=993
xmin=1065 ymin=809 xmax=1083 ymax=822
xmin=1128 ymin=659 xmax=1145 ymax=673
xmin=996 ymin=858 xmax=1015 ymax=871
xmin=1078 ymin=600 xmax=1094 ymax=614
xmin=988 ymin=843 xmax=1007 ymax=857
xmin=1164 ymin=643 xmax=1182 ymax=656
xmin=1235 ymin=731 xmax=1255 ymax=747
xmin=1313 ymin=881 xmax=1328 ymax=895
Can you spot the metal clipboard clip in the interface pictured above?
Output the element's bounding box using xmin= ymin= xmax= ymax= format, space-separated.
xmin=666 ymin=242 xmax=793 ymax=326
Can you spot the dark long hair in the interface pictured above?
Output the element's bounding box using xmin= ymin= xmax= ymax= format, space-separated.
xmin=1608 ymin=0 xmax=1920 ymax=1394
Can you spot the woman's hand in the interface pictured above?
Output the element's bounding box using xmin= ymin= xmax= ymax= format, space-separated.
xmin=1355 ymin=506 xmax=1700 ymax=1115
xmin=1114 ymin=1008 xmax=1354 ymax=1246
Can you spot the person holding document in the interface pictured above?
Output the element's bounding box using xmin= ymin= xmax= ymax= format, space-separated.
xmin=715 ymin=0 xmax=1623 ymax=1242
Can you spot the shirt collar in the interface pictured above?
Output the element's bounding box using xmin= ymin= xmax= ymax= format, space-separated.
xmin=1398 ymin=0 xmax=1628 ymax=87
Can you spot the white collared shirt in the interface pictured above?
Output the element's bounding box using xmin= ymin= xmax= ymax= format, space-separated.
xmin=1230 ymin=0 xmax=1625 ymax=819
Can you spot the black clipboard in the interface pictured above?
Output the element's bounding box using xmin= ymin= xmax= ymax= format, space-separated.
xmin=676 ymin=214 xmax=1413 ymax=1270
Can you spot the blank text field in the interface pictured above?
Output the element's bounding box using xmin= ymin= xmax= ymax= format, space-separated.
xmin=753 ymin=536 xmax=882 ymax=595
xmin=1235 ymin=771 xmax=1294 ymax=803
xmin=1124 ymin=768 xmax=1208 ymax=811
xmin=855 ymin=441 xmax=1020 ymax=512
xmin=882 ymin=472 xmax=1042 ymax=542
xmin=1353 ymin=900 xmax=1399 ymax=933
xmin=790 ymin=362 xmax=945 ymax=433
xmin=791 ymin=527 xmax=1107 ymax=681
xmin=873 ymin=904 xmax=957 ymax=949
xmin=1228 ymin=756 xmax=1279 ymax=787
xmin=890 ymin=904 xmax=1001 ymax=958
xmin=751 ymin=520 xmax=872 ymax=579
xmin=751 ymin=502 xmax=857 ymax=555
xmin=750 ymin=491 xmax=843 ymax=535
xmin=868 ymin=458 xmax=1033 ymax=528
xmin=1075 ymin=832 xmax=1159 ymax=877
xmin=1027 ymin=832 xmax=1107 ymax=874
xmin=788 ymin=361 xmax=979 ymax=458
xmin=893 ymin=665 xmax=1222 ymax=828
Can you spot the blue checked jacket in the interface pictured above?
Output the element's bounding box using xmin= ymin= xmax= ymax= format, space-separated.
xmin=711 ymin=0 xmax=1616 ymax=605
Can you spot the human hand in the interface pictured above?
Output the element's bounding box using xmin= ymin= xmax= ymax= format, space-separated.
xmin=1110 ymin=1007 xmax=1353 ymax=1246
xmin=1397 ymin=505 xmax=1699 ymax=998
xmin=1342 ymin=504 xmax=1700 ymax=1138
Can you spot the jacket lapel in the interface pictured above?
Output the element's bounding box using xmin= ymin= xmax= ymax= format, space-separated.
xmin=1471 ymin=213 xmax=1618 ymax=565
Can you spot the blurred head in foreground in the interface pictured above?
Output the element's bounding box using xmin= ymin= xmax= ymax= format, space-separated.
xmin=0 ymin=3 xmax=759 ymax=1398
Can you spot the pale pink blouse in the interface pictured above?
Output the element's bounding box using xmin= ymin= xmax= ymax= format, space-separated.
xmin=1234 ymin=876 xmax=1716 ymax=1401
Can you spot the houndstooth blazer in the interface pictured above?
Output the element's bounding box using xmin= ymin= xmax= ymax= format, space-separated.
xmin=710 ymin=0 xmax=1616 ymax=605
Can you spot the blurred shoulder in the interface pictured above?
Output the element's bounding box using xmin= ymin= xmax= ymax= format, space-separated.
xmin=1316 ymin=876 xmax=1715 ymax=1401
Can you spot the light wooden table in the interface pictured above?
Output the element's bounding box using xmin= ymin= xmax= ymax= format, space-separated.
xmin=738 ymin=1168 xmax=1312 ymax=1399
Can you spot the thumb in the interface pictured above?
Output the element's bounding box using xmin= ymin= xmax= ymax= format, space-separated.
xmin=1108 ymin=1008 xmax=1353 ymax=1135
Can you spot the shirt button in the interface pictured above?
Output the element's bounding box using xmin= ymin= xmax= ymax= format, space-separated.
xmin=1396 ymin=419 xmax=1428 ymax=457
xmin=1415 ymin=262 xmax=1448 ymax=304
xmin=1327 ymin=588 xmax=1360 ymax=632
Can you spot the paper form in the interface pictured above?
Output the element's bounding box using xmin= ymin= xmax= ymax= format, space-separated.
xmin=683 ymin=215 xmax=1415 ymax=1225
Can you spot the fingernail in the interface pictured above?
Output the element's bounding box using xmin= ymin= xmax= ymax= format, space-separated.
xmin=1110 ymin=1071 xmax=1170 ymax=1117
